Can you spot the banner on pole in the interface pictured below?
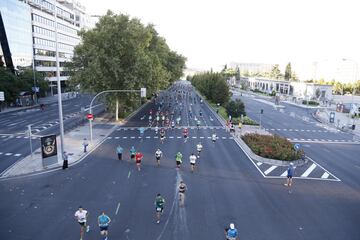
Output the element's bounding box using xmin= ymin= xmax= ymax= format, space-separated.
xmin=41 ymin=135 xmax=57 ymax=159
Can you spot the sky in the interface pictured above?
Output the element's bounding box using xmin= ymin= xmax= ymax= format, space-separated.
xmin=82 ymin=0 xmax=360 ymax=80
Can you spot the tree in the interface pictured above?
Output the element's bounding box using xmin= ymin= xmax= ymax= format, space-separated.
xmin=270 ymin=64 xmax=282 ymax=79
xmin=225 ymin=99 xmax=245 ymax=118
xmin=290 ymin=71 xmax=298 ymax=81
xmin=66 ymin=11 xmax=186 ymax=114
xmin=190 ymin=72 xmax=230 ymax=105
xmin=235 ymin=66 xmax=241 ymax=81
xmin=284 ymin=62 xmax=292 ymax=81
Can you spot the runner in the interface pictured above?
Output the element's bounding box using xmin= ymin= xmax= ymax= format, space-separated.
xmin=154 ymin=126 xmax=159 ymax=135
xmin=139 ymin=127 xmax=145 ymax=141
xmin=176 ymin=116 xmax=181 ymax=126
xmin=284 ymin=163 xmax=295 ymax=187
xmin=183 ymin=128 xmax=189 ymax=143
xmin=171 ymin=120 xmax=175 ymax=129
xmin=130 ymin=146 xmax=136 ymax=161
xmin=189 ymin=153 xmax=197 ymax=172
xmin=160 ymin=128 xmax=165 ymax=144
xmin=196 ymin=120 xmax=201 ymax=128
xmin=199 ymin=110 xmax=202 ymax=117
xmin=135 ymin=151 xmax=143 ymax=171
xmin=155 ymin=148 xmax=163 ymax=166
xmin=225 ymin=223 xmax=239 ymax=240
xmin=116 ymin=145 xmax=123 ymax=160
xmin=148 ymin=115 xmax=152 ymax=125
xmin=154 ymin=193 xmax=165 ymax=224
xmin=178 ymin=181 xmax=187 ymax=206
xmin=74 ymin=206 xmax=90 ymax=240
xmin=175 ymin=152 xmax=183 ymax=168
xmin=196 ymin=142 xmax=203 ymax=158
xmin=211 ymin=133 xmax=217 ymax=143
xmin=98 ymin=211 xmax=111 ymax=240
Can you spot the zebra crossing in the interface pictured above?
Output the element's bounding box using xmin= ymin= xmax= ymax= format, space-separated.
xmin=30 ymin=112 xmax=80 ymax=133
xmin=0 ymin=134 xmax=40 ymax=140
xmin=253 ymin=158 xmax=340 ymax=181
xmin=107 ymin=135 xmax=233 ymax=140
xmin=116 ymin=126 xmax=224 ymax=131
xmin=265 ymin=128 xmax=340 ymax=133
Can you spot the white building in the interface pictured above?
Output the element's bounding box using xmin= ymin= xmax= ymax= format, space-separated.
xmin=247 ymin=78 xmax=333 ymax=101
xmin=228 ymin=62 xmax=275 ymax=75
xmin=27 ymin=0 xmax=93 ymax=88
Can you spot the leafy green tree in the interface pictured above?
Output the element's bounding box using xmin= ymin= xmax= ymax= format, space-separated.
xmin=284 ymin=62 xmax=292 ymax=81
xmin=270 ymin=64 xmax=282 ymax=79
xmin=66 ymin=11 xmax=186 ymax=114
xmin=190 ymin=72 xmax=230 ymax=105
xmin=226 ymin=99 xmax=245 ymax=118
xmin=290 ymin=71 xmax=298 ymax=81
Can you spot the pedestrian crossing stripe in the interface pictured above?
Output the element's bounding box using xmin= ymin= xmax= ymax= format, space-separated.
xmin=106 ymin=136 xmax=232 ymax=140
xmin=116 ymin=126 xmax=224 ymax=131
xmin=254 ymin=158 xmax=340 ymax=181
xmin=265 ymin=128 xmax=340 ymax=133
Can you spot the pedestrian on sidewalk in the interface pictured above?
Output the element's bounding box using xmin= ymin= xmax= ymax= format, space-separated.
xmin=116 ymin=145 xmax=123 ymax=160
xmin=284 ymin=163 xmax=295 ymax=187
xmin=74 ymin=206 xmax=90 ymax=240
xmin=98 ymin=211 xmax=111 ymax=240
xmin=82 ymin=138 xmax=89 ymax=153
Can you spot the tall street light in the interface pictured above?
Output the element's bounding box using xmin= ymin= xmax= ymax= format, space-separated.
xmin=54 ymin=2 xmax=66 ymax=167
xmin=342 ymin=58 xmax=358 ymax=128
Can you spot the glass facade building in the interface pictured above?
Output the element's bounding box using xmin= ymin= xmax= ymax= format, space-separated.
xmin=0 ymin=0 xmax=33 ymax=70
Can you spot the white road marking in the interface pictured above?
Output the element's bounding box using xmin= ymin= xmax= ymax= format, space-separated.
xmin=14 ymin=154 xmax=22 ymax=157
xmin=123 ymin=137 xmax=127 ymax=139
xmin=264 ymin=166 xmax=277 ymax=175
xmin=108 ymin=137 xmax=112 ymax=139
xmin=321 ymin=172 xmax=330 ymax=179
xmin=0 ymin=152 xmax=2 ymax=155
xmin=280 ymin=170 xmax=288 ymax=177
xmin=115 ymin=202 xmax=121 ymax=215
xmin=130 ymin=137 xmax=135 ymax=139
xmin=146 ymin=136 xmax=151 ymax=139
xmin=169 ymin=136 xmax=174 ymax=139
xmin=5 ymin=153 xmax=12 ymax=156
xmin=301 ymin=163 xmax=317 ymax=177
xmin=200 ymin=136 xmax=204 ymax=139
xmin=177 ymin=136 xmax=181 ymax=139
xmin=256 ymin=162 xmax=262 ymax=166
xmin=115 ymin=137 xmax=120 ymax=139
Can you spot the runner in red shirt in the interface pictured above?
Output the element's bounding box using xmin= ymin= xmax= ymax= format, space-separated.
xmin=183 ymin=128 xmax=189 ymax=143
xmin=135 ymin=152 xmax=143 ymax=171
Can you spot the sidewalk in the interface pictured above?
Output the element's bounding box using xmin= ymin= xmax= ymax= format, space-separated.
xmin=0 ymin=121 xmax=117 ymax=178
xmin=314 ymin=108 xmax=360 ymax=136
xmin=0 ymin=92 xmax=78 ymax=115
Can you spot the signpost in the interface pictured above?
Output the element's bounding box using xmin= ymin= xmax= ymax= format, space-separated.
xmin=329 ymin=111 xmax=335 ymax=123
xmin=0 ymin=91 xmax=4 ymax=112
xmin=294 ymin=143 xmax=301 ymax=151
xmin=87 ymin=113 xmax=93 ymax=120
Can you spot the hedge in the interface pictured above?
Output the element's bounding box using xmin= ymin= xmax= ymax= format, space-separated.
xmin=302 ymin=100 xmax=319 ymax=105
xmin=242 ymin=133 xmax=304 ymax=160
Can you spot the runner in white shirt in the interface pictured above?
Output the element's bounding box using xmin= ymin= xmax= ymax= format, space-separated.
xmin=196 ymin=142 xmax=203 ymax=158
xmin=155 ymin=149 xmax=163 ymax=166
xmin=212 ymin=133 xmax=217 ymax=143
xmin=74 ymin=206 xmax=90 ymax=240
xmin=189 ymin=153 xmax=197 ymax=172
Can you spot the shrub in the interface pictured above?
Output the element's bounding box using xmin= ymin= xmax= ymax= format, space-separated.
xmin=302 ymin=100 xmax=319 ymax=105
xmin=242 ymin=116 xmax=258 ymax=125
xmin=242 ymin=133 xmax=304 ymax=160
xmin=225 ymin=99 xmax=245 ymax=118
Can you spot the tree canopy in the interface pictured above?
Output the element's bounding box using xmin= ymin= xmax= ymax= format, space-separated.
xmin=66 ymin=11 xmax=186 ymax=112
xmin=284 ymin=62 xmax=292 ymax=81
xmin=189 ymin=72 xmax=230 ymax=105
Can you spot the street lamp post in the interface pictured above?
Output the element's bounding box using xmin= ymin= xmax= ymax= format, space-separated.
xmin=342 ymin=58 xmax=358 ymax=128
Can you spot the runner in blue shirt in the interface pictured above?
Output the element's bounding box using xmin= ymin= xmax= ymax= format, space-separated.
xmin=98 ymin=212 xmax=111 ymax=240
xmin=116 ymin=145 xmax=123 ymax=160
xmin=130 ymin=146 xmax=136 ymax=161
xmin=226 ymin=223 xmax=239 ymax=240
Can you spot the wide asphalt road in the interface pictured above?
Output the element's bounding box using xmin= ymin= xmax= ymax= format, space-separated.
xmin=0 ymin=94 xmax=103 ymax=174
xmin=0 ymin=82 xmax=359 ymax=240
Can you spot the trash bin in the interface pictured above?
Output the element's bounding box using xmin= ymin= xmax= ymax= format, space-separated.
xmin=352 ymin=124 xmax=356 ymax=130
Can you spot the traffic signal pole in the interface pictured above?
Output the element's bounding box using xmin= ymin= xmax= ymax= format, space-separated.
xmin=88 ymin=88 xmax=146 ymax=142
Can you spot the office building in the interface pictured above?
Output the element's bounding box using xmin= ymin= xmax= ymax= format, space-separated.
xmin=0 ymin=0 xmax=33 ymax=71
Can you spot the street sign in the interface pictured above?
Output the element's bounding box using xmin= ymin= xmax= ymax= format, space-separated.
xmin=0 ymin=91 xmax=4 ymax=101
xmin=140 ymin=88 xmax=146 ymax=97
xmin=294 ymin=143 xmax=301 ymax=151
xmin=87 ymin=113 xmax=93 ymax=120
